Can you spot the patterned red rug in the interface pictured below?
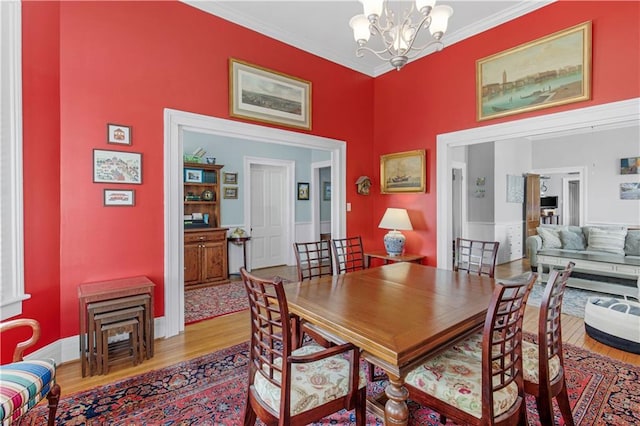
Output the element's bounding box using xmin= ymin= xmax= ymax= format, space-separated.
xmin=184 ymin=280 xmax=248 ymax=324
xmin=18 ymin=335 xmax=639 ymax=425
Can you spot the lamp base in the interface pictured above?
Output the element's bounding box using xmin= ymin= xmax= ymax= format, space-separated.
xmin=383 ymin=230 xmax=405 ymax=256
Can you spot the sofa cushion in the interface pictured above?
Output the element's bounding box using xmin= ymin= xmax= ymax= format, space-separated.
xmin=559 ymin=229 xmax=586 ymax=250
xmin=624 ymin=230 xmax=640 ymax=256
xmin=587 ymin=227 xmax=627 ymax=255
xmin=537 ymin=227 xmax=562 ymax=249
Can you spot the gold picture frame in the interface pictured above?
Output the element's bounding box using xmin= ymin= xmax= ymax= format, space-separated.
xmin=229 ymin=58 xmax=312 ymax=130
xmin=477 ymin=21 xmax=591 ymax=121
xmin=380 ymin=150 xmax=426 ymax=194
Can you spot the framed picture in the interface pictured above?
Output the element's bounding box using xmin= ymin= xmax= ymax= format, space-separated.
xmin=229 ymin=58 xmax=312 ymax=130
xmin=380 ymin=150 xmax=426 ymax=194
xmin=104 ymin=189 xmax=135 ymax=206
xmin=620 ymin=183 xmax=640 ymax=200
xmin=184 ymin=168 xmax=203 ymax=183
xmin=224 ymin=186 xmax=238 ymax=199
xmin=93 ymin=149 xmax=142 ymax=184
xmin=322 ymin=181 xmax=331 ymax=201
xmin=223 ymin=172 xmax=238 ymax=185
xmin=107 ymin=123 xmax=132 ymax=145
xmin=477 ymin=21 xmax=591 ymax=121
xmin=621 ymin=157 xmax=639 ymax=175
xmin=297 ymin=182 xmax=310 ymax=200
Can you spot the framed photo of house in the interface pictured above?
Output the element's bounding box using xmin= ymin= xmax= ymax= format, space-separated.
xmin=223 ymin=172 xmax=238 ymax=185
xmin=93 ymin=149 xmax=142 ymax=184
xmin=103 ymin=189 xmax=135 ymax=206
xmin=229 ymin=58 xmax=312 ymax=130
xmin=322 ymin=181 xmax=331 ymax=201
xmin=477 ymin=21 xmax=591 ymax=121
xmin=107 ymin=123 xmax=132 ymax=145
xmin=380 ymin=150 xmax=426 ymax=194
xmin=224 ymin=186 xmax=238 ymax=199
xmin=184 ymin=168 xmax=203 ymax=183
xmin=297 ymin=182 xmax=310 ymax=200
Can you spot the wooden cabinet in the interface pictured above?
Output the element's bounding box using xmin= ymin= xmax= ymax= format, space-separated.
xmin=184 ymin=162 xmax=228 ymax=287
xmin=184 ymin=229 xmax=229 ymax=287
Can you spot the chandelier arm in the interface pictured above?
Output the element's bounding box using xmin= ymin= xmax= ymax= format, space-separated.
xmin=355 ymin=45 xmax=402 ymax=62
xmin=403 ymin=40 xmax=445 ymax=59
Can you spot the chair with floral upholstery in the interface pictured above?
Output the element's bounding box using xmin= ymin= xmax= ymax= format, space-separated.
xmin=404 ymin=274 xmax=536 ymax=426
xmin=523 ymin=262 xmax=575 ymax=425
xmin=240 ymin=267 xmax=366 ymax=426
xmin=0 ymin=318 xmax=61 ymax=426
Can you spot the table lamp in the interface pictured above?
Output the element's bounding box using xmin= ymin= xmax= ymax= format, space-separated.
xmin=378 ymin=208 xmax=413 ymax=256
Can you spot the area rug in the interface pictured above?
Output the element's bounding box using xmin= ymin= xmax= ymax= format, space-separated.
xmin=184 ymin=281 xmax=248 ymax=324
xmin=18 ymin=336 xmax=639 ymax=425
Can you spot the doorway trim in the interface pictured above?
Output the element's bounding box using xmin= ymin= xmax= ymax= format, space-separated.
xmin=312 ymin=160 xmax=331 ymax=241
xmin=529 ymin=166 xmax=586 ymax=226
xmin=450 ymin=161 xmax=468 ymax=242
xmin=436 ymin=98 xmax=640 ymax=269
xmin=163 ymin=109 xmax=347 ymax=338
xmin=244 ymin=157 xmax=295 ymax=268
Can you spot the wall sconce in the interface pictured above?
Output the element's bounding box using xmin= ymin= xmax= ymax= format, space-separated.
xmin=378 ymin=208 xmax=413 ymax=256
xmin=355 ymin=176 xmax=371 ymax=195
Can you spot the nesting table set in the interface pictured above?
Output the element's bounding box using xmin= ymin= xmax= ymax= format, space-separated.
xmin=78 ymin=276 xmax=155 ymax=377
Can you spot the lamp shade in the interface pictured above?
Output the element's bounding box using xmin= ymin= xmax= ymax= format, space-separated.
xmin=378 ymin=208 xmax=413 ymax=256
xmin=378 ymin=208 xmax=413 ymax=231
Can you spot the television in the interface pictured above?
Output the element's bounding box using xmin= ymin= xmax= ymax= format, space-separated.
xmin=540 ymin=196 xmax=558 ymax=209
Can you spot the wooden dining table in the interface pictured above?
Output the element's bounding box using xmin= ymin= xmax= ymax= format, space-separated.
xmin=283 ymin=262 xmax=496 ymax=426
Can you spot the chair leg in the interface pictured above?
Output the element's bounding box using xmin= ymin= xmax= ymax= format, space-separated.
xmin=556 ymin=382 xmax=575 ymax=426
xmin=243 ymin=394 xmax=256 ymax=426
xmin=46 ymin=383 xmax=61 ymax=426
xmin=355 ymin=388 xmax=366 ymax=426
xmin=535 ymin=395 xmax=555 ymax=425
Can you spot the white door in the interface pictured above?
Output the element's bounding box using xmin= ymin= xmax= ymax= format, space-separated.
xmin=250 ymin=164 xmax=287 ymax=269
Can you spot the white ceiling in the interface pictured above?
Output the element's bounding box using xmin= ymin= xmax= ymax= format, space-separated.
xmin=183 ymin=0 xmax=554 ymax=77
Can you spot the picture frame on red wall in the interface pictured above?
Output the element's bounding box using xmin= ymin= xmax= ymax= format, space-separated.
xmin=107 ymin=123 xmax=132 ymax=145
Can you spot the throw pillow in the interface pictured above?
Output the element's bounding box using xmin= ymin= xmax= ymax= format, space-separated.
xmin=587 ymin=227 xmax=627 ymax=255
xmin=537 ymin=227 xmax=562 ymax=249
xmin=559 ymin=230 xmax=586 ymax=250
xmin=624 ymin=230 xmax=640 ymax=256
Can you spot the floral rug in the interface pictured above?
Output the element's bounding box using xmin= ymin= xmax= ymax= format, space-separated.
xmin=18 ymin=336 xmax=639 ymax=425
xmin=184 ymin=281 xmax=248 ymax=324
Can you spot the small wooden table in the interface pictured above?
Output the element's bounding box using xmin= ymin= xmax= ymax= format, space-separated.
xmin=228 ymin=236 xmax=251 ymax=272
xmin=284 ymin=263 xmax=494 ymax=425
xmin=78 ymin=276 xmax=155 ymax=377
xmin=364 ymin=250 xmax=424 ymax=268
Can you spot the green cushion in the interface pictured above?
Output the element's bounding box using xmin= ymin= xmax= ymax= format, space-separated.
xmin=559 ymin=230 xmax=586 ymax=250
xmin=537 ymin=227 xmax=562 ymax=249
xmin=624 ymin=230 xmax=640 ymax=256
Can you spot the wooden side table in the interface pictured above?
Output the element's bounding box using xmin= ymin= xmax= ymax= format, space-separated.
xmin=78 ymin=276 xmax=155 ymax=377
xmin=228 ymin=236 xmax=251 ymax=273
xmin=364 ymin=250 xmax=425 ymax=268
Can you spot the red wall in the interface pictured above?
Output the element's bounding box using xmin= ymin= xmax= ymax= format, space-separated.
xmin=372 ymin=1 xmax=640 ymax=264
xmin=10 ymin=0 xmax=638 ymax=359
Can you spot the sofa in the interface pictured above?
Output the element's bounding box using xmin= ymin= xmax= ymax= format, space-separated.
xmin=526 ymin=224 xmax=640 ymax=296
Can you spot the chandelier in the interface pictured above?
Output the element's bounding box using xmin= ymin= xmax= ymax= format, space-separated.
xmin=349 ymin=0 xmax=453 ymax=71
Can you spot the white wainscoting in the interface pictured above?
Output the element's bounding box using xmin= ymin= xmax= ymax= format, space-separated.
xmin=466 ymin=221 xmax=524 ymax=265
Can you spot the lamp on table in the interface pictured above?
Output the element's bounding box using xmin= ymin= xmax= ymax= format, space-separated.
xmin=378 ymin=208 xmax=413 ymax=256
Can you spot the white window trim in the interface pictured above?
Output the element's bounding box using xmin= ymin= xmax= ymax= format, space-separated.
xmin=1 ymin=1 xmax=29 ymax=320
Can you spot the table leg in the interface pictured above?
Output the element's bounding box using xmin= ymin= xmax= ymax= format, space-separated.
xmin=384 ymin=374 xmax=409 ymax=425
xmin=242 ymin=241 xmax=247 ymax=269
xmin=79 ymin=300 xmax=87 ymax=377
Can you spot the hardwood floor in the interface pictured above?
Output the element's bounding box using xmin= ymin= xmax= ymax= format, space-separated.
xmin=56 ymin=259 xmax=639 ymax=395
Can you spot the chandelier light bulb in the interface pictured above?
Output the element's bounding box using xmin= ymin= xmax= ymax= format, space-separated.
xmin=360 ymin=0 xmax=384 ymax=20
xmin=429 ymin=5 xmax=453 ymax=38
xmin=350 ymin=14 xmax=371 ymax=44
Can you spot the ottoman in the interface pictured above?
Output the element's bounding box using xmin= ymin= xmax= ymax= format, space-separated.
xmin=584 ymin=296 xmax=640 ymax=354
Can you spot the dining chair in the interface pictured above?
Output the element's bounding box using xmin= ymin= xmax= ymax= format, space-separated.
xmin=404 ymin=273 xmax=536 ymax=426
xmin=523 ymin=262 xmax=575 ymax=425
xmin=293 ymin=240 xmax=333 ymax=281
xmin=0 ymin=319 xmax=61 ymax=426
xmin=454 ymin=237 xmax=500 ymax=277
xmin=240 ymin=267 xmax=366 ymax=426
xmin=331 ymin=236 xmax=366 ymax=274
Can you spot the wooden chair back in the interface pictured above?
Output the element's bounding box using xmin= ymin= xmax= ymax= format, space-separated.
xmin=293 ymin=240 xmax=333 ymax=281
xmin=454 ymin=237 xmax=500 ymax=277
xmin=331 ymin=236 xmax=366 ymax=274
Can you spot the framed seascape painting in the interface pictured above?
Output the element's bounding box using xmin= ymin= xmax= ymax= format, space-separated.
xmin=477 ymin=21 xmax=591 ymax=121
xmin=380 ymin=150 xmax=426 ymax=194
xmin=229 ymin=58 xmax=312 ymax=130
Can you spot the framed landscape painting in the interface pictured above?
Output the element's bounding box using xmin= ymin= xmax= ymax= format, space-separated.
xmin=477 ymin=21 xmax=591 ymax=121
xmin=380 ymin=150 xmax=426 ymax=194
xmin=230 ymin=58 xmax=311 ymax=130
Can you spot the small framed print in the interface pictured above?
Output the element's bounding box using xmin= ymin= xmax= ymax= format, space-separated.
xmin=184 ymin=168 xmax=203 ymax=183
xmin=104 ymin=189 xmax=135 ymax=206
xmin=224 ymin=186 xmax=238 ymax=199
xmin=223 ymin=172 xmax=238 ymax=185
xmin=93 ymin=149 xmax=142 ymax=184
xmin=322 ymin=181 xmax=331 ymax=201
xmin=297 ymin=182 xmax=310 ymax=200
xmin=107 ymin=123 xmax=132 ymax=145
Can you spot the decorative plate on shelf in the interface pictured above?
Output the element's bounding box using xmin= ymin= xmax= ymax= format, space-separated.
xmin=201 ymin=190 xmax=214 ymax=201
